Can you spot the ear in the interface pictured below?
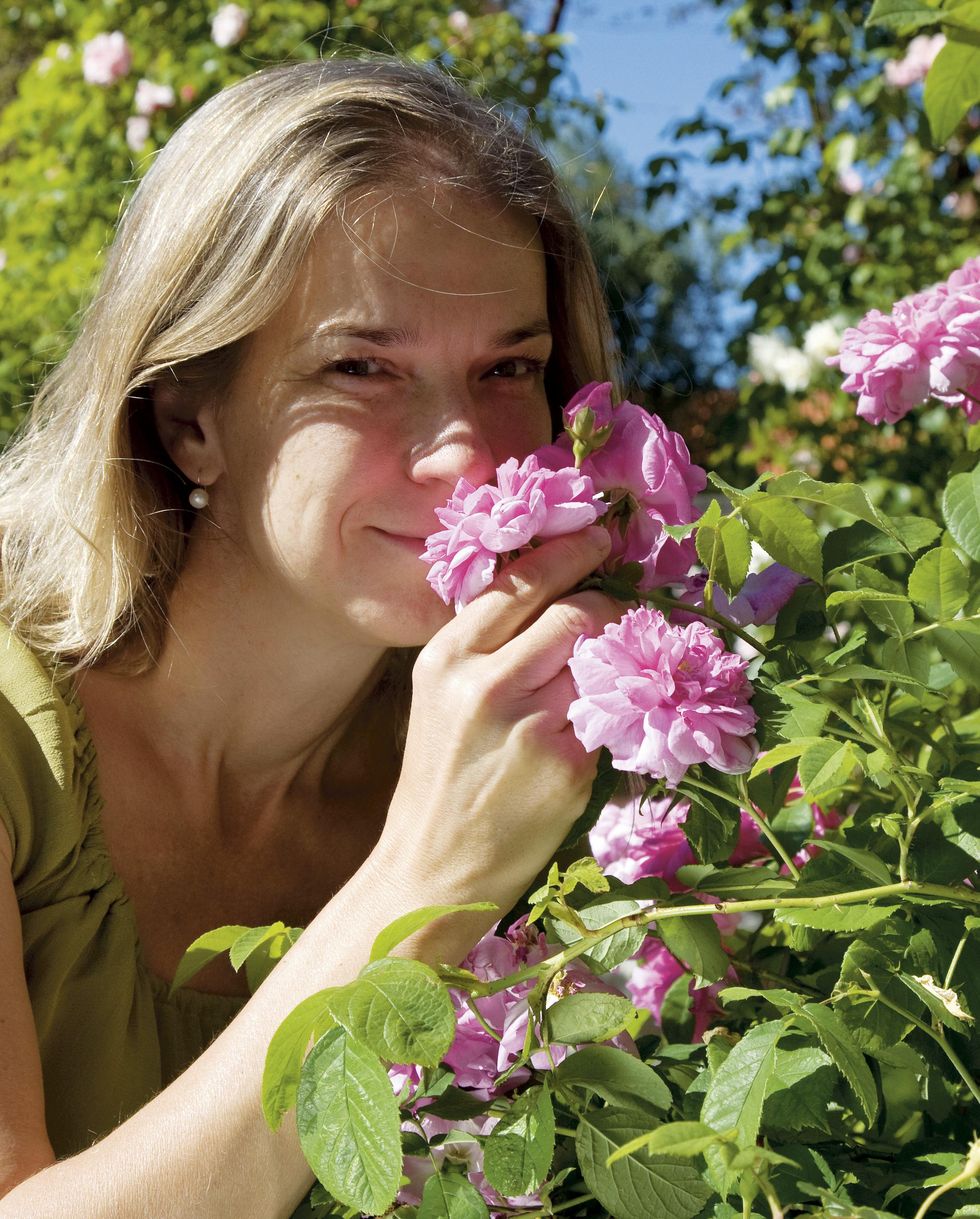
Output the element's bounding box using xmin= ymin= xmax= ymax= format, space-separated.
xmin=152 ymin=376 xmax=226 ymax=488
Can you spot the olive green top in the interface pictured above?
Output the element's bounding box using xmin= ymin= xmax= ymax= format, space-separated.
xmin=0 ymin=621 xmax=246 ymax=1158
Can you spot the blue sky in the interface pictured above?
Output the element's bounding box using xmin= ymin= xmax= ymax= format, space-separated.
xmin=539 ymin=2 xmax=746 ymax=175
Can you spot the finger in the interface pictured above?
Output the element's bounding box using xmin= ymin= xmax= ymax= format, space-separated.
xmin=448 ymin=526 xmax=611 ymax=656
xmin=501 ymin=591 xmax=624 ymax=694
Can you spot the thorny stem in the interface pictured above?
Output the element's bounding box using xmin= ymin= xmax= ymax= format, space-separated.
xmin=440 ymin=881 xmax=980 ymax=999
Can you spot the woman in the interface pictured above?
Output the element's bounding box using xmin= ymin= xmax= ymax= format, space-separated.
xmin=0 ymin=58 xmax=622 ymax=1216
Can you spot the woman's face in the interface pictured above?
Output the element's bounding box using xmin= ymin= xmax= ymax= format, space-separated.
xmin=209 ymin=187 xmax=555 ymax=647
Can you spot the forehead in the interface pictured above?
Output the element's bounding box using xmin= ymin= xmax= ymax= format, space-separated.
xmin=273 ymin=186 xmax=549 ymax=342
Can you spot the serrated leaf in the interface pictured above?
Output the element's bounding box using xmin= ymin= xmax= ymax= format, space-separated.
xmin=765 ymin=471 xmax=891 ymax=532
xmin=170 ymin=924 xmax=252 ymax=995
xmin=866 ymin=0 xmax=945 ymax=32
xmin=935 ymin=621 xmax=980 ymax=683
xmin=697 ymin=512 xmax=751 ymax=595
xmin=678 ymin=784 xmax=741 ymax=863
xmin=762 ymin=1048 xmax=835 ymax=1133
xmin=794 ymin=1002 xmax=879 ymax=1123
xmin=545 ymin=992 xmax=638 ymax=1045
xmin=418 ymin=1172 xmax=489 ymax=1219
xmin=897 ymin=972 xmax=972 ymax=1032
xmin=798 ymin=740 xmax=860 ymax=799
xmin=701 ymin=1020 xmax=785 ymax=1145
xmin=909 ymin=546 xmax=969 ymax=620
xmin=262 ymin=988 xmax=338 ymax=1130
xmin=576 ymin=1109 xmax=713 ymax=1219
xmin=943 ymin=465 xmax=980 ymax=560
xmin=554 ymin=1045 xmax=671 ymax=1113
xmin=679 ymin=865 xmax=792 ymax=898
xmin=825 ymin=590 xmax=915 ymax=635
xmin=326 ymin=958 xmax=456 ymax=1066
xmin=482 ymin=1085 xmax=555 ymax=1197
xmin=549 ymin=896 xmax=645 ymax=972
xmin=656 ymin=911 xmax=729 ymax=983
xmin=369 ymin=903 xmax=497 ymax=963
xmin=881 ymin=636 xmax=932 ymax=684
xmin=807 ymin=840 xmax=893 ymax=885
xmin=749 ymin=737 xmax=824 ymax=779
xmin=776 ymin=903 xmax=897 ymax=932
xmin=609 ymin=1121 xmax=726 ymax=1163
xmin=720 ymin=986 xmax=803 ymax=1012
xmin=743 ymin=497 xmax=823 ymax=582
xmin=296 ymin=1027 xmax=401 ymax=1216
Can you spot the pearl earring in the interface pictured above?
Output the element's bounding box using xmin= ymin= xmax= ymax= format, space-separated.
xmin=189 ymin=486 xmax=209 ymax=509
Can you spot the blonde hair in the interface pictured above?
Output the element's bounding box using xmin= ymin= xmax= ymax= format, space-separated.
xmin=0 ymin=57 xmax=618 ymax=671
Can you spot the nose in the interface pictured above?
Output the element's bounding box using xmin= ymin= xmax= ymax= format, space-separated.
xmin=407 ymin=391 xmax=498 ymax=490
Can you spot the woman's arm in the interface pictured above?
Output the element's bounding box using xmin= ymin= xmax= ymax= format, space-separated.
xmin=1 ymin=527 xmax=617 ymax=1219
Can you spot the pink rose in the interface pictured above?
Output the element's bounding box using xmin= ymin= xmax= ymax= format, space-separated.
xmin=211 ymin=3 xmax=249 ymax=48
xmin=134 ymin=78 xmax=175 ymax=115
xmin=81 ymin=31 xmax=132 ymax=86
xmin=828 ymin=294 xmax=947 ymax=425
xmin=125 ymin=115 xmax=151 ymax=153
xmin=624 ymin=939 xmax=726 ymax=1039
xmin=422 ymin=454 xmax=599 ymax=611
xmin=568 ymin=606 xmax=758 ymax=787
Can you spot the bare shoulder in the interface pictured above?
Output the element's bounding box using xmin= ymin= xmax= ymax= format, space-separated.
xmin=0 ymin=849 xmax=55 ymax=1198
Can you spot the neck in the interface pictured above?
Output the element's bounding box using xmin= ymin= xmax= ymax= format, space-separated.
xmin=78 ymin=527 xmax=399 ymax=841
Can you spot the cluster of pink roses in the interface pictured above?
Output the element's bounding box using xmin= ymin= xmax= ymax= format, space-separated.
xmin=423 ymin=383 xmax=760 ymax=790
xmin=829 ymin=255 xmax=980 ymax=425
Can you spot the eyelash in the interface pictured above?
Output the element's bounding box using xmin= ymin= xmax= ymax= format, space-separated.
xmin=322 ymin=356 xmax=547 ymax=379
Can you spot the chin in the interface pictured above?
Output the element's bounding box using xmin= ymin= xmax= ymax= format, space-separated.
xmin=355 ymin=590 xmax=455 ymax=648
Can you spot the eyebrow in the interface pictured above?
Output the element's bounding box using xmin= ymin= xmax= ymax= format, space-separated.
xmin=291 ymin=318 xmax=552 ymax=353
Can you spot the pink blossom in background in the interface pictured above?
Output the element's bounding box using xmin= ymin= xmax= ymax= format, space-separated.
xmin=422 ymin=455 xmax=599 ymax=610
xmin=211 ymin=3 xmax=249 ymax=47
xmin=447 ymin=9 xmax=472 ymax=36
xmin=827 ymin=294 xmax=947 ymax=424
xmin=81 ymin=31 xmax=132 ymax=86
xmin=679 ymin=563 xmax=807 ymax=628
xmin=837 ymin=168 xmax=864 ymax=196
xmin=568 ymin=606 xmax=758 ymax=787
xmin=125 ymin=115 xmax=151 ymax=153
xmin=883 ymin=33 xmax=945 ymax=88
xmin=134 ymin=78 xmax=175 ymax=115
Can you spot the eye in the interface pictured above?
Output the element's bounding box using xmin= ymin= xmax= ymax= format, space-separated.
xmin=487 ymin=357 xmax=547 ymax=379
xmin=326 ymin=357 xmax=386 ymax=377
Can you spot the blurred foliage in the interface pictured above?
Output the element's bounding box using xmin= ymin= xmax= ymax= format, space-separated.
xmin=650 ymin=0 xmax=980 ymax=510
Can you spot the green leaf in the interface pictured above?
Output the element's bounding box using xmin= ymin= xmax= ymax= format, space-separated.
xmin=742 ymin=497 xmax=823 ymax=582
xmin=553 ymin=1045 xmax=672 ymax=1114
xmin=609 ymin=1120 xmax=727 ymax=1163
xmin=823 ymin=518 xmax=939 ymax=571
xmin=576 ymin=1109 xmax=713 ymax=1219
xmin=943 ymin=465 xmax=980 ymax=559
xmin=418 ymin=1172 xmax=490 ymax=1219
xmin=549 ymin=896 xmax=646 ymax=973
xmin=482 ymin=1085 xmax=555 ymax=1197
xmin=798 ymin=740 xmax=860 ymax=800
xmin=563 ymin=856 xmax=611 ymax=896
xmin=749 ymin=737 xmax=824 ymax=779
xmin=262 ymin=988 xmax=338 ymax=1130
xmin=170 ymin=924 xmax=252 ymax=995
xmin=761 ymin=1048 xmax=835 ymax=1133
xmin=656 ymin=911 xmax=730 ymax=984
xmin=696 ymin=509 xmax=751 ymax=595
xmin=935 ymin=621 xmax=980 ymax=683
xmin=296 ymin=1027 xmax=401 ymax=1216
xmin=423 ymin=1087 xmax=493 ymax=1122
xmin=882 ymin=636 xmax=932 ymax=685
xmin=926 ymin=34 xmax=980 ymax=143
xmin=544 ymin=992 xmax=639 ymax=1045
xmin=776 ymin=902 xmax=897 ymax=932
xmin=866 ymin=0 xmax=944 ymax=32
xmin=719 ymin=986 xmax=803 ymax=1013
xmin=324 ymin=958 xmax=456 ymax=1067
xmin=806 ymin=840 xmax=893 ymax=885
xmin=702 ymin=1021 xmax=785 ymax=1147
xmin=897 ymin=971 xmax=972 ymax=1032
xmin=794 ymin=1002 xmax=879 ymax=1123
xmin=825 ymin=590 xmax=915 ymax=635
xmin=765 ymin=471 xmax=890 ymax=532
xmin=908 ymin=546 xmax=969 ymax=619
xmin=230 ymin=923 xmax=285 ymax=972
xmin=369 ymin=904 xmax=497 ymax=963
xmin=678 ymin=865 xmax=792 ymax=898
xmin=678 ymin=784 xmax=741 ymax=863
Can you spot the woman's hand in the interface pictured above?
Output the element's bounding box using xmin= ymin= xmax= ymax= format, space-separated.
xmin=376 ymin=525 xmax=623 ymax=918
